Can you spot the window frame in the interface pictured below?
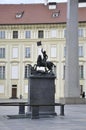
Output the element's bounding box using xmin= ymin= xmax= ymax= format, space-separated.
xmin=0 ymin=66 xmax=5 ymax=79
xmin=0 ymin=31 xmax=5 ymax=39
xmin=50 ymin=45 xmax=57 ymax=58
xmin=79 ymin=65 xmax=84 ymax=79
xmin=51 ymin=29 xmax=57 ymax=38
xmin=0 ymin=48 xmax=5 ymax=58
xmin=64 ymin=46 xmax=66 ymax=57
xmin=13 ymin=31 xmax=18 ymax=39
xmin=25 ymin=47 xmax=31 ymax=58
xmin=25 ymin=30 xmax=31 ymax=39
xmin=63 ymin=65 xmax=65 ymax=79
xmin=24 ymin=65 xmax=29 ymax=78
xmin=78 ymin=28 xmax=83 ymax=37
xmin=38 ymin=30 xmax=44 ymax=38
xmin=79 ymin=46 xmax=83 ymax=57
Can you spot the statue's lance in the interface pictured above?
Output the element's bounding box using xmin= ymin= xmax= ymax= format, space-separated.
xmin=37 ymin=41 xmax=43 ymax=57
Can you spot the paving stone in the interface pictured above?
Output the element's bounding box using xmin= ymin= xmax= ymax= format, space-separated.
xmin=0 ymin=102 xmax=86 ymax=130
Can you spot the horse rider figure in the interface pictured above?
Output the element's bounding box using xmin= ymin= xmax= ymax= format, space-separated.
xmin=41 ymin=48 xmax=48 ymax=64
xmin=36 ymin=48 xmax=55 ymax=73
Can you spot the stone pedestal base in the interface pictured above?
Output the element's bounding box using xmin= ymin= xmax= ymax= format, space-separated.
xmin=28 ymin=75 xmax=57 ymax=117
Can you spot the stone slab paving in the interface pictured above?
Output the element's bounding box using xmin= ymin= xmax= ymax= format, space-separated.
xmin=0 ymin=104 xmax=86 ymax=130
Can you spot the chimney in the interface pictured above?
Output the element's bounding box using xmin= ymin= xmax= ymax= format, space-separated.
xmin=48 ymin=2 xmax=57 ymax=10
xmin=44 ymin=0 xmax=48 ymax=6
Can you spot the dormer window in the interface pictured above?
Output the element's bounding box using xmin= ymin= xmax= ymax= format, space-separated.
xmin=52 ymin=11 xmax=60 ymax=18
xmin=48 ymin=2 xmax=57 ymax=10
xmin=15 ymin=11 xmax=24 ymax=18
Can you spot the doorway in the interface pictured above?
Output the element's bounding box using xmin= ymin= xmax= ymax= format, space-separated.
xmin=12 ymin=85 xmax=17 ymax=98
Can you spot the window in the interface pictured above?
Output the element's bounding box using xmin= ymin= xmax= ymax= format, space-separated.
xmin=25 ymin=31 xmax=31 ymax=38
xmin=38 ymin=30 xmax=44 ymax=38
xmin=0 ymin=48 xmax=5 ymax=58
xmin=45 ymin=30 xmax=49 ymax=38
xmin=12 ymin=85 xmax=17 ymax=88
xmin=79 ymin=46 xmax=83 ymax=57
xmin=0 ymin=66 xmax=5 ymax=79
xmin=78 ymin=28 xmax=83 ymax=37
xmin=64 ymin=46 xmax=66 ymax=57
xmin=51 ymin=46 xmax=56 ymax=58
xmin=13 ymin=31 xmax=18 ymax=39
xmin=0 ymin=85 xmax=4 ymax=93
xmin=51 ymin=29 xmax=57 ymax=38
xmin=25 ymin=65 xmax=29 ymax=78
xmin=52 ymin=11 xmax=60 ymax=18
xmin=37 ymin=47 xmax=42 ymax=55
xmin=80 ymin=85 xmax=83 ymax=95
xmin=12 ymin=47 xmax=18 ymax=58
xmin=63 ymin=65 xmax=65 ymax=79
xmin=0 ymin=31 xmax=5 ymax=39
xmin=79 ymin=65 xmax=84 ymax=79
xmin=16 ymin=11 xmax=24 ymax=18
xmin=64 ymin=29 xmax=66 ymax=38
xmin=24 ymin=85 xmax=28 ymax=93
xmin=11 ymin=66 xmax=18 ymax=79
xmin=53 ymin=65 xmax=57 ymax=77
xmin=25 ymin=47 xmax=31 ymax=58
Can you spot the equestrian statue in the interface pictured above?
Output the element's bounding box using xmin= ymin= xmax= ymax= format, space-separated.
xmin=28 ymin=41 xmax=56 ymax=75
xmin=36 ymin=48 xmax=55 ymax=72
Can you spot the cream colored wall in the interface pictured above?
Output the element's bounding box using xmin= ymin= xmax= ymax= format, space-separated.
xmin=0 ymin=23 xmax=86 ymax=99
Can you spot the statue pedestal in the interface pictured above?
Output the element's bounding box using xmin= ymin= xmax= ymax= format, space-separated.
xmin=28 ymin=75 xmax=56 ymax=117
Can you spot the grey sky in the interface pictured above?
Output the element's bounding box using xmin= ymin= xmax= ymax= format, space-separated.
xmin=0 ymin=0 xmax=67 ymax=4
xmin=0 ymin=0 xmax=85 ymax=7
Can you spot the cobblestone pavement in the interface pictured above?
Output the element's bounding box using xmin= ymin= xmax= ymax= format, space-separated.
xmin=0 ymin=104 xmax=86 ymax=130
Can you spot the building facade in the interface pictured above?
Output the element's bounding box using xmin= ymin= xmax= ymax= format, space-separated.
xmin=0 ymin=3 xmax=86 ymax=99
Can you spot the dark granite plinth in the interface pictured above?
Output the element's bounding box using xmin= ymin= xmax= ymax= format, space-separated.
xmin=28 ymin=75 xmax=56 ymax=116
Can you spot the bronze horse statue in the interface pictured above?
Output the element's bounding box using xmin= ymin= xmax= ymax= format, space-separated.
xmin=36 ymin=54 xmax=55 ymax=72
xmin=28 ymin=49 xmax=56 ymax=75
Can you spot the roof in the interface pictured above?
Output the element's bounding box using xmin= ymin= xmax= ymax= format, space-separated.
xmin=0 ymin=3 xmax=86 ymax=25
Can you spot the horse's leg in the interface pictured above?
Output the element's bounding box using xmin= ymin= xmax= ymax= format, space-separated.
xmin=46 ymin=62 xmax=54 ymax=72
xmin=34 ymin=64 xmax=37 ymax=70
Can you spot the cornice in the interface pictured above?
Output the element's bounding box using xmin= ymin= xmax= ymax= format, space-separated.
xmin=0 ymin=23 xmax=67 ymax=30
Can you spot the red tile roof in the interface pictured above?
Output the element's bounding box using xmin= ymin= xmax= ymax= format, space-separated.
xmin=0 ymin=3 xmax=85 ymax=25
